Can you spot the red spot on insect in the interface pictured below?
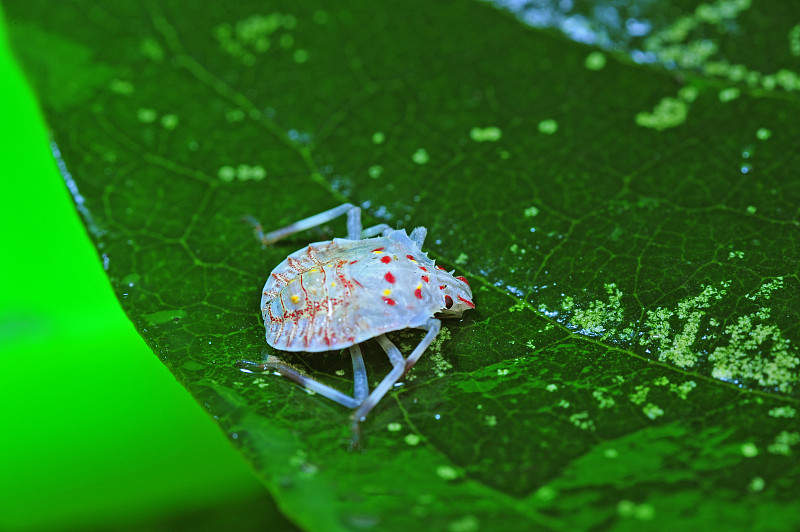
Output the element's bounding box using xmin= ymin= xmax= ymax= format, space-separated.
xmin=445 ymin=295 xmax=454 ymax=308
xmin=414 ymin=288 xmax=423 ymax=299
xmin=349 ymin=260 xmax=358 ymax=264
xmin=380 ymin=256 xmax=392 ymax=264
xmin=372 ymin=247 xmax=385 ymax=252
xmin=419 ymin=266 xmax=428 ymax=272
xmin=435 ymin=265 xmax=446 ymax=270
xmin=384 ymin=272 xmax=396 ymax=283
xmin=456 ymin=276 xmax=469 ymax=286
xmin=458 ymin=295 xmax=476 ymax=308
xmin=421 ymin=275 xmax=430 ymax=283
xmin=406 ymin=254 xmax=415 ymax=260
xmin=439 ymin=285 xmax=446 ymax=290
xmin=382 ymin=296 xmax=396 ymax=305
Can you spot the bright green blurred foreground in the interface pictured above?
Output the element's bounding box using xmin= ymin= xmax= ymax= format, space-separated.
xmin=0 ymin=11 xmax=291 ymax=532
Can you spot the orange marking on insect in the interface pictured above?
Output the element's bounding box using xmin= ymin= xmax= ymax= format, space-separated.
xmin=421 ymin=274 xmax=430 ymax=283
xmin=380 ymin=256 xmax=392 ymax=264
xmin=456 ymin=276 xmax=469 ymax=286
xmin=435 ymin=265 xmax=446 ymax=270
xmin=384 ymin=272 xmax=396 ymax=283
xmin=458 ymin=295 xmax=475 ymax=308
xmin=382 ymin=296 xmax=396 ymax=305
xmin=414 ymin=286 xmax=423 ymax=299
xmin=419 ymin=266 xmax=428 ymax=272
xmin=349 ymin=260 xmax=358 ymax=264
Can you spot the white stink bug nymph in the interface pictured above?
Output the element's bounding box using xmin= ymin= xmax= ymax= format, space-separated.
xmin=238 ymin=203 xmax=474 ymax=444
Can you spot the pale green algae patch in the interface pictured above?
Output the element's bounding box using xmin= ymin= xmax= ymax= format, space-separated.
xmin=641 ymin=0 xmax=800 ymax=94
xmin=538 ymin=119 xmax=558 ymax=134
xmin=213 ymin=13 xmax=299 ymax=65
xmin=636 ymin=85 xmax=697 ymax=131
xmin=569 ymin=411 xmax=596 ymax=431
xmin=633 ymin=0 xmax=800 ymax=131
xmin=584 ymin=51 xmax=606 ymax=71
xmin=448 ymin=515 xmax=479 ymax=532
xmin=404 ymin=433 xmax=421 ymax=446
xmin=642 ymin=279 xmax=799 ymax=392
xmin=137 ymin=107 xmax=157 ymax=123
xmin=642 ymin=403 xmax=664 ymax=420
xmin=642 ymin=282 xmax=728 ymax=368
xmin=768 ymin=406 xmax=796 ymax=418
xmin=718 ymin=87 xmax=740 ymax=102
xmin=593 ymin=390 xmax=615 ymax=409
xmin=708 ymin=310 xmax=798 ymax=392
xmin=617 ymin=500 xmax=655 ymax=521
xmin=740 ymin=442 xmax=759 ymax=457
xmin=469 ymin=126 xmax=502 ymax=142
xmin=412 ymin=148 xmax=430 ymax=164
xmin=767 ymin=431 xmax=800 ymax=456
xmin=545 ymin=277 xmax=799 ymax=394
xmin=218 ymin=164 xmax=267 ymax=182
xmin=635 ymin=97 xmax=688 ymax=131
xmin=436 ymin=465 xmax=459 ymax=480
xmin=561 ymin=283 xmax=623 ymax=336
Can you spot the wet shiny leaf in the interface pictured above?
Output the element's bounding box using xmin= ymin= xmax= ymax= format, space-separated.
xmin=6 ymin=0 xmax=800 ymax=529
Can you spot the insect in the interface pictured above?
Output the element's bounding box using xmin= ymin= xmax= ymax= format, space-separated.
xmin=238 ymin=203 xmax=474 ymax=443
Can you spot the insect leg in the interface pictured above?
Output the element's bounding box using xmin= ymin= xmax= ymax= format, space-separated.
xmin=403 ymin=318 xmax=441 ymax=376
xmin=360 ymin=224 xmax=393 ymax=238
xmin=351 ymin=335 xmax=406 ymax=435
xmin=238 ymin=357 xmax=361 ymax=409
xmin=349 ymin=344 xmax=369 ymax=403
xmin=246 ymin=203 xmax=362 ymax=245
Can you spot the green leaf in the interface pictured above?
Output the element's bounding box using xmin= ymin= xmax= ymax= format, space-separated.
xmin=6 ymin=0 xmax=800 ymax=529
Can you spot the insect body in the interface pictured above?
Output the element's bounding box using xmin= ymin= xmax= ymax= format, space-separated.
xmin=239 ymin=203 xmax=474 ymax=443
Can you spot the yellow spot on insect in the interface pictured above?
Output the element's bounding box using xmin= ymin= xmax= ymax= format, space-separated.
xmin=372 ymin=250 xmax=383 ymax=254
xmin=383 ymin=289 xmax=392 ymax=297
xmin=416 ymin=283 xmax=422 ymax=290
xmin=309 ymin=269 xmax=319 ymax=272
xmin=330 ymin=282 xmax=336 ymax=287
xmin=290 ymin=295 xmax=300 ymax=304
